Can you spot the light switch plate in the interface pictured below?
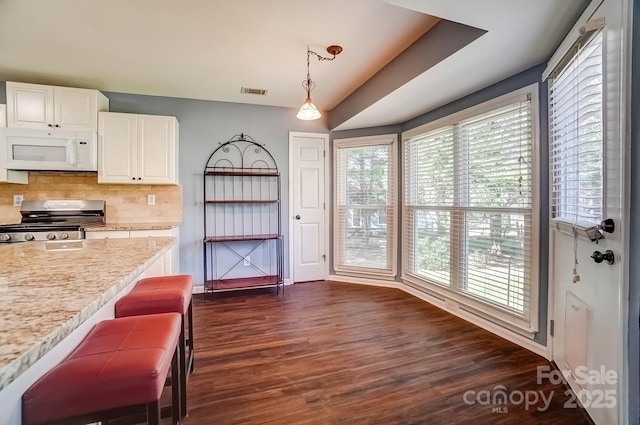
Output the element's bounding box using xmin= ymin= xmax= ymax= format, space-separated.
xmin=13 ymin=194 xmax=23 ymax=207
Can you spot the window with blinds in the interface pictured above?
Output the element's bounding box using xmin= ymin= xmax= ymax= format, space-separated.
xmin=403 ymin=90 xmax=536 ymax=328
xmin=549 ymin=30 xmax=603 ymax=227
xmin=334 ymin=135 xmax=397 ymax=277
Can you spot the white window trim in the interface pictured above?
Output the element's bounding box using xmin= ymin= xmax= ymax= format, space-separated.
xmin=333 ymin=134 xmax=398 ymax=279
xmin=401 ymin=84 xmax=540 ymax=336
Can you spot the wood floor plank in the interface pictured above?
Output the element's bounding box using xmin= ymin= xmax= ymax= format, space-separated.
xmin=181 ymin=281 xmax=592 ymax=425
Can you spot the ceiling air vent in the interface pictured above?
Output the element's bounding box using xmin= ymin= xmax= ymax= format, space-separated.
xmin=241 ymin=87 xmax=268 ymax=96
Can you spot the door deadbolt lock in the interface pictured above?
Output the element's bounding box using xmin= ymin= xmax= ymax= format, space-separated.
xmin=591 ymin=250 xmax=615 ymax=265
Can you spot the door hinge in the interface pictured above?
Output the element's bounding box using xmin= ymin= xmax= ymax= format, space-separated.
xmin=323 ymin=150 xmax=326 ymax=158
xmin=549 ymin=320 xmax=555 ymax=337
xmin=322 ymin=254 xmax=326 ymax=261
xmin=323 ymin=202 xmax=326 ymax=210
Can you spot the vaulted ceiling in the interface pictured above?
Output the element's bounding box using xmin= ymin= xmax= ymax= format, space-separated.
xmin=0 ymin=0 xmax=589 ymax=130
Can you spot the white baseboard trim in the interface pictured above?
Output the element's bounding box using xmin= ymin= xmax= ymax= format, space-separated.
xmin=328 ymin=274 xmax=403 ymax=289
xmin=328 ymin=275 xmax=551 ymax=359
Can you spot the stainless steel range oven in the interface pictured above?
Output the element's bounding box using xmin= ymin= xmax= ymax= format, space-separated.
xmin=0 ymin=200 xmax=105 ymax=243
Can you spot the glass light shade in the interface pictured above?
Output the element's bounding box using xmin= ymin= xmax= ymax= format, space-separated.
xmin=296 ymin=97 xmax=322 ymax=120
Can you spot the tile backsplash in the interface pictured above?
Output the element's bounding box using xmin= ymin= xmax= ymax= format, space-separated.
xmin=0 ymin=173 xmax=182 ymax=224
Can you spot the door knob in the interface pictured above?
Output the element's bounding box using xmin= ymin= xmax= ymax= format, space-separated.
xmin=591 ymin=250 xmax=615 ymax=265
xmin=295 ymin=215 xmax=301 ymax=220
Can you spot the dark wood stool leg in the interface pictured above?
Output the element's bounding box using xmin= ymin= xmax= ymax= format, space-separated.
xmin=187 ymin=299 xmax=194 ymax=374
xmin=172 ymin=345 xmax=181 ymax=424
xmin=147 ymin=400 xmax=161 ymax=425
xmin=179 ymin=315 xmax=188 ymax=418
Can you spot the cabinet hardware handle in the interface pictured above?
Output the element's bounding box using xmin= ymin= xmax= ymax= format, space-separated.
xmin=132 ymin=177 xmax=136 ymax=180
xmin=55 ymin=124 xmax=60 ymax=128
xmin=48 ymin=124 xmax=53 ymax=128
xmin=138 ymin=177 xmax=142 ymax=180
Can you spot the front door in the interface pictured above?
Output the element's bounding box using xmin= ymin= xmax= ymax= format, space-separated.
xmin=289 ymin=132 xmax=328 ymax=283
xmin=549 ymin=1 xmax=627 ymax=424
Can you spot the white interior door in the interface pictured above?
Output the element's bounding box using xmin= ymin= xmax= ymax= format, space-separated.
xmin=549 ymin=1 xmax=627 ymax=424
xmin=289 ymin=132 xmax=328 ymax=283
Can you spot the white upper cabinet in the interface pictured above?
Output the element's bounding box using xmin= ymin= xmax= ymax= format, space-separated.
xmin=98 ymin=112 xmax=179 ymax=185
xmin=6 ymin=82 xmax=109 ymax=132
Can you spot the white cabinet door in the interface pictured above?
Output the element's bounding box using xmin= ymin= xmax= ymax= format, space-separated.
xmin=130 ymin=229 xmax=178 ymax=274
xmin=98 ymin=112 xmax=178 ymax=185
xmin=6 ymin=82 xmax=54 ymax=129
xmin=6 ymin=82 xmax=107 ymax=132
xmin=54 ymin=87 xmax=98 ymax=131
xmin=138 ymin=115 xmax=177 ymax=184
xmin=98 ymin=112 xmax=138 ymax=184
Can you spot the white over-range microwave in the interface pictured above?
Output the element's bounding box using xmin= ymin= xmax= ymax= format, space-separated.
xmin=0 ymin=128 xmax=97 ymax=171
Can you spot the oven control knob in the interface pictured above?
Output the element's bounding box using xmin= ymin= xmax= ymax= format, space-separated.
xmin=59 ymin=233 xmax=69 ymax=240
xmin=24 ymin=234 xmax=34 ymax=241
xmin=47 ymin=233 xmax=56 ymax=240
xmin=0 ymin=234 xmax=11 ymax=242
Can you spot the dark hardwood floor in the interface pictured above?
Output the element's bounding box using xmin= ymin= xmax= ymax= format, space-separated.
xmin=181 ymin=281 xmax=591 ymax=425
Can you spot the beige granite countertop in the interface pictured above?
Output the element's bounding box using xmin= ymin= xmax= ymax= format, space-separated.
xmin=0 ymin=237 xmax=176 ymax=391
xmin=82 ymin=222 xmax=181 ymax=232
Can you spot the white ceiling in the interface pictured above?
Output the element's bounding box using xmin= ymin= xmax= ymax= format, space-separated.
xmin=0 ymin=0 xmax=588 ymax=131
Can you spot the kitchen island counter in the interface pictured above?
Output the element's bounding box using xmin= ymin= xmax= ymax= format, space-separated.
xmin=0 ymin=236 xmax=176 ymax=393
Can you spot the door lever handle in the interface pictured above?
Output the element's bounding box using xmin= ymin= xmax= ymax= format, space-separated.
xmin=591 ymin=250 xmax=615 ymax=265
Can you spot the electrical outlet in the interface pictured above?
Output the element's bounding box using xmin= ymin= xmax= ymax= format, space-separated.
xmin=147 ymin=194 xmax=156 ymax=205
xmin=13 ymin=194 xmax=23 ymax=207
xmin=243 ymin=255 xmax=250 ymax=266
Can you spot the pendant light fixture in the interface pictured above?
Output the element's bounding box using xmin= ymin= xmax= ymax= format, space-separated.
xmin=296 ymin=44 xmax=343 ymax=120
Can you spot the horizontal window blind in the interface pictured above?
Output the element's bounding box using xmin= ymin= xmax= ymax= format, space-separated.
xmin=404 ymin=94 xmax=535 ymax=323
xmin=458 ymin=101 xmax=533 ymax=314
xmin=549 ymin=31 xmax=603 ymax=226
xmin=335 ymin=137 xmax=396 ymax=276
xmin=405 ymin=127 xmax=454 ymax=207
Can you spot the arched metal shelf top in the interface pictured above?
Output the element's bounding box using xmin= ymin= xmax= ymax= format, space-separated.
xmin=204 ymin=133 xmax=279 ymax=175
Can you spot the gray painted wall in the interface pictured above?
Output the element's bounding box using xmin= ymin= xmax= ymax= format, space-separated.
xmin=103 ymin=92 xmax=329 ymax=285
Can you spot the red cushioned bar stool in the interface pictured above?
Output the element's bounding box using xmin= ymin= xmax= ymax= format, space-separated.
xmin=115 ymin=274 xmax=194 ymax=418
xmin=22 ymin=312 xmax=182 ymax=425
